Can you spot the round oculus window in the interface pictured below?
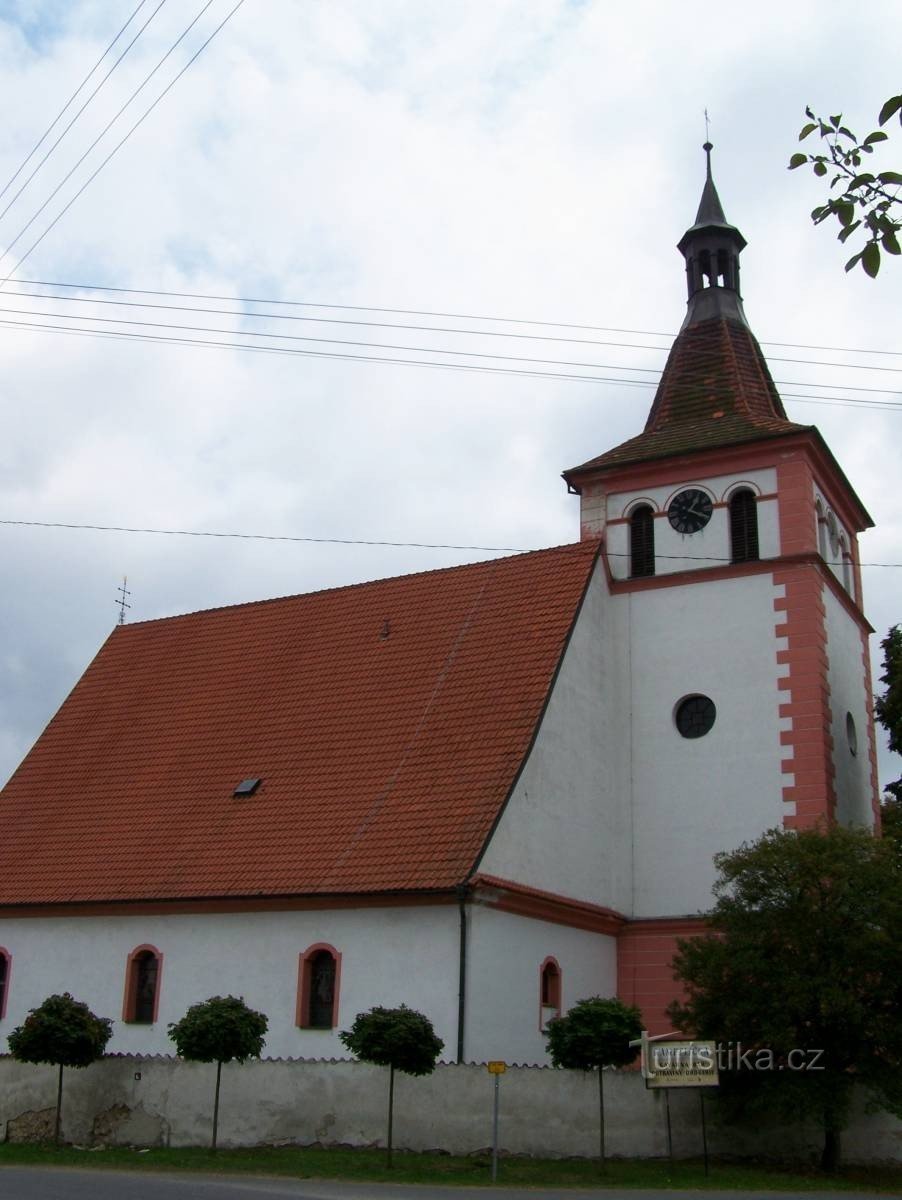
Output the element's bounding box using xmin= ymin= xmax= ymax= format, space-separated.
xmin=675 ymin=694 xmax=717 ymax=739
xmin=846 ymin=712 xmax=858 ymax=757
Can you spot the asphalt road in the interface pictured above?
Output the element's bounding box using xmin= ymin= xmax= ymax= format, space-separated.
xmin=0 ymin=1171 xmax=893 ymax=1200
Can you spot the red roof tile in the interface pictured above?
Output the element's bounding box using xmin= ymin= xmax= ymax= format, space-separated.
xmin=565 ymin=316 xmax=810 ymax=479
xmin=0 ymin=541 xmax=599 ymax=906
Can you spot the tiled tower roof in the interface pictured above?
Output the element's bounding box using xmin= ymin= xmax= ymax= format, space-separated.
xmin=565 ymin=145 xmax=809 ymax=483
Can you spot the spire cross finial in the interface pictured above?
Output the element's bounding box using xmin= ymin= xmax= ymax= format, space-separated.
xmin=116 ymin=575 xmax=131 ymax=626
xmin=704 ymin=107 xmax=710 ymax=141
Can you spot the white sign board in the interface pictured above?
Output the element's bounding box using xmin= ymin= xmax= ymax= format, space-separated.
xmin=643 ymin=1038 xmax=719 ymax=1088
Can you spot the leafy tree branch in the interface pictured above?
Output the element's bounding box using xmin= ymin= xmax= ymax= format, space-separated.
xmin=789 ymin=95 xmax=902 ymax=277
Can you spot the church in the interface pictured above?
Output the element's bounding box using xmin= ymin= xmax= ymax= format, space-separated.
xmin=0 ymin=151 xmax=879 ymax=1065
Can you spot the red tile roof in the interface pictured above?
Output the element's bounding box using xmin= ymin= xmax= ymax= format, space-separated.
xmin=565 ymin=316 xmax=810 ymax=479
xmin=0 ymin=541 xmax=599 ymax=906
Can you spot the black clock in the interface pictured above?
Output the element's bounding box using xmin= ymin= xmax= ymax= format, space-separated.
xmin=667 ymin=488 xmax=713 ymax=534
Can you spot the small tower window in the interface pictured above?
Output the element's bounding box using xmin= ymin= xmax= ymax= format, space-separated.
xmin=297 ymin=944 xmax=341 ymax=1029
xmin=0 ymin=949 xmax=10 ymax=1019
xmin=124 ymin=946 xmax=162 ymax=1024
xmin=539 ymin=957 xmax=562 ymax=1030
xmin=846 ymin=712 xmax=858 ymax=757
xmin=840 ymin=537 xmax=853 ymax=595
xmin=816 ymin=500 xmax=828 ymax=559
xmin=729 ymin=489 xmax=759 ymax=563
xmin=630 ymin=505 xmax=655 ymax=578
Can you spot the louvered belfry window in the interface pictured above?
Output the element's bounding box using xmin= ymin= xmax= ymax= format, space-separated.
xmin=729 ymin=489 xmax=759 ymax=563
xmin=630 ymin=505 xmax=655 ymax=578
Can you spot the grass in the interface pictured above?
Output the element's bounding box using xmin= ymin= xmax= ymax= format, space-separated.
xmin=1 ymin=1143 xmax=902 ymax=1192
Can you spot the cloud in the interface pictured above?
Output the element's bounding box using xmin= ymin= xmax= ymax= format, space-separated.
xmin=0 ymin=0 xmax=899 ymax=795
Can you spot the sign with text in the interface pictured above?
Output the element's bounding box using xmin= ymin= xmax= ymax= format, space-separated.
xmin=486 ymin=1060 xmax=506 ymax=1075
xmin=643 ymin=1039 xmax=719 ymax=1088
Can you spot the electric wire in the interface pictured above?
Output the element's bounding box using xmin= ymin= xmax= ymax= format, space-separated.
xmin=0 ymin=0 xmax=247 ymax=290
xmin=0 ymin=296 xmax=897 ymax=398
xmin=4 ymin=285 xmax=901 ymax=376
xmin=10 ymin=276 xmax=902 ymax=360
xmin=1 ymin=314 xmax=898 ymax=411
xmin=0 ymin=517 xmax=898 ymax=568
xmin=0 ymin=0 xmax=151 ymax=206
xmin=0 ymin=0 xmax=217 ymax=263
xmin=2 ymin=314 xmax=899 ymax=410
xmin=0 ymin=0 xmax=169 ymax=226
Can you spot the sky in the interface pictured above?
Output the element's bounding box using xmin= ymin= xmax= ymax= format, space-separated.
xmin=0 ymin=0 xmax=899 ymax=796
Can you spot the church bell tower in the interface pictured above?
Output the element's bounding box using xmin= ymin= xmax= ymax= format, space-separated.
xmin=563 ymin=147 xmax=880 ymax=1031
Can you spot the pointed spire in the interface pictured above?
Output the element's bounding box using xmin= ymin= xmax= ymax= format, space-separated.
xmin=677 ymin=143 xmax=748 ymax=328
xmin=694 ymin=142 xmax=728 ymax=225
xmin=561 ymin=145 xmax=806 ymax=483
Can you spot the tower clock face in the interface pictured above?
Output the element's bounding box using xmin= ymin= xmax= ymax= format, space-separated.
xmin=667 ymin=488 xmax=713 ymax=534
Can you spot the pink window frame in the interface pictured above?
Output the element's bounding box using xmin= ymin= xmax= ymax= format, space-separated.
xmin=122 ymin=944 xmax=163 ymax=1024
xmin=0 ymin=947 xmax=11 ymax=1020
xmin=538 ymin=956 xmax=562 ymax=1030
xmin=296 ymin=943 xmax=342 ymax=1029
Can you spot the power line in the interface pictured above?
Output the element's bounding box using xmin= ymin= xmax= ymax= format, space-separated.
xmin=1 ymin=517 xmax=899 ymax=568
xmin=1 ymin=314 xmax=899 ymax=411
xmin=6 ymin=284 xmax=902 ymax=376
xmin=0 ymin=300 xmax=667 ymax=374
xmin=0 ymin=0 xmax=169 ymax=227
xmin=0 ymin=0 xmax=215 ymax=262
xmin=10 ymin=276 xmax=902 ymax=360
xmin=0 ymin=518 xmax=520 ymax=554
xmin=0 ymin=0 xmax=248 ymax=289
xmin=0 ymin=0 xmax=151 ymax=207
xmin=1 ymin=300 xmax=900 ymax=399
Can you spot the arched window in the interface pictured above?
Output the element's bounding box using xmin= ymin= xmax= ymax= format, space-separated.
xmin=0 ymin=949 xmax=10 ymax=1020
xmin=539 ymin=957 xmax=562 ymax=1030
xmin=297 ymin=944 xmax=341 ymax=1029
xmin=816 ymin=500 xmax=827 ymax=559
xmin=840 ymin=538 xmax=853 ymax=595
xmin=630 ymin=505 xmax=655 ymax=578
xmin=123 ymin=945 xmax=162 ymax=1024
xmin=729 ymin=489 xmax=759 ymax=563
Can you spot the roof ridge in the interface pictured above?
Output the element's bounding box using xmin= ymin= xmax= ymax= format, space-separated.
xmin=118 ymin=539 xmax=598 ymax=630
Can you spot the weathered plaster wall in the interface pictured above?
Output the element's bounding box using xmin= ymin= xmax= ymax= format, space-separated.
xmin=1 ymin=1055 xmax=899 ymax=1164
xmin=477 ymin=561 xmax=632 ymax=913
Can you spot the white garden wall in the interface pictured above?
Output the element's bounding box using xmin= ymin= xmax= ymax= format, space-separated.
xmin=1 ymin=1055 xmax=899 ymax=1165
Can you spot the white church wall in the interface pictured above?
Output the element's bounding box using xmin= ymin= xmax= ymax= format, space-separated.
xmin=0 ymin=904 xmax=461 ymax=1060
xmin=463 ymin=903 xmax=617 ymax=1066
xmin=1 ymin=1054 xmax=899 ymax=1163
xmin=628 ymin=571 xmax=786 ymax=917
xmin=604 ymin=466 xmax=778 ymax=580
xmin=823 ymin=587 xmax=876 ymax=828
xmin=476 ymin=562 xmax=633 ymax=913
